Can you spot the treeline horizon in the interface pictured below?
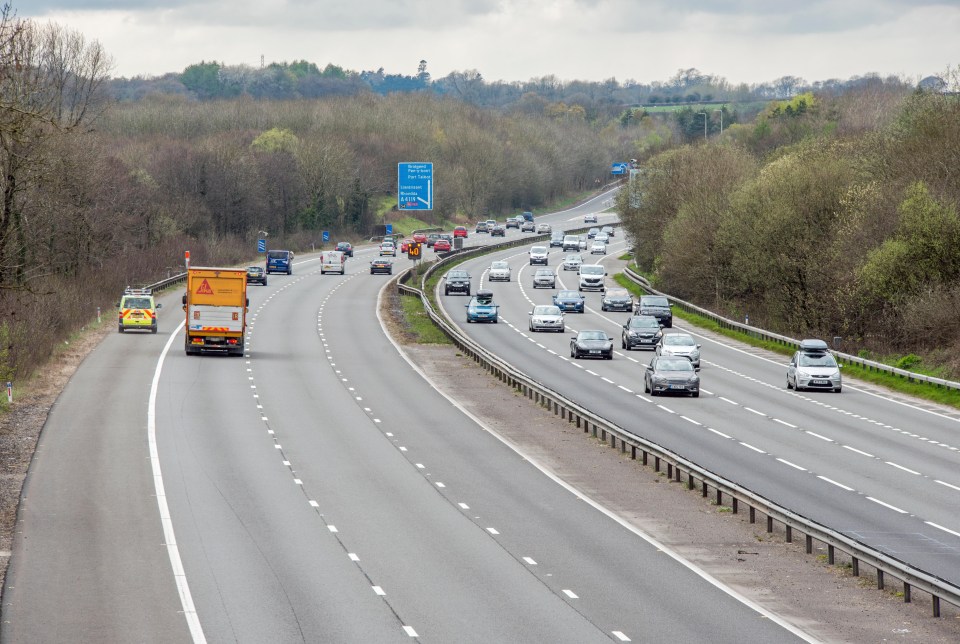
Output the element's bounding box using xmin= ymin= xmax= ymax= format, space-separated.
xmin=619 ymin=71 xmax=960 ymax=373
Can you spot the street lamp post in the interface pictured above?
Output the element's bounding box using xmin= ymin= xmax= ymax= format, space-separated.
xmin=697 ymin=112 xmax=707 ymax=141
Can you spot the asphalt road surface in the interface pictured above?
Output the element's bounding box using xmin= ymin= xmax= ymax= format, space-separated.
xmin=438 ymin=217 xmax=960 ymax=595
xmin=3 ymin=192 xmax=811 ymax=642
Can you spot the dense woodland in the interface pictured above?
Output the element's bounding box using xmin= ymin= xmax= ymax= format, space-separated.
xmin=0 ymin=8 xmax=956 ymax=391
xmin=619 ymin=76 xmax=960 ymax=369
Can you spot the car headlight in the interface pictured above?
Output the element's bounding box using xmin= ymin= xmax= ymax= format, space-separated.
xmin=652 ymin=375 xmax=667 ymax=383
xmin=690 ymin=350 xmax=700 ymax=360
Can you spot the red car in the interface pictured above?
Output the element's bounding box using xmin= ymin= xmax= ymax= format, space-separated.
xmin=400 ymin=238 xmax=414 ymax=253
xmin=433 ymin=239 xmax=452 ymax=252
xmin=453 ymin=226 xmax=468 ymax=238
xmin=412 ymin=232 xmax=427 ymax=244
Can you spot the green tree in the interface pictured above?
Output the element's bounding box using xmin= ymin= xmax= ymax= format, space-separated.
xmin=180 ymin=61 xmax=222 ymax=99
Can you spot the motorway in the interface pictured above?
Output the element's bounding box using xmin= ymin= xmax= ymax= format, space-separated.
xmin=1 ymin=189 xmax=809 ymax=642
xmin=438 ymin=210 xmax=960 ymax=596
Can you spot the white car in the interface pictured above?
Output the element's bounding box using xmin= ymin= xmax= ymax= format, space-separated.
xmin=529 ymin=246 xmax=549 ymax=265
xmin=488 ymin=260 xmax=511 ymax=282
xmin=528 ymin=304 xmax=564 ymax=332
xmin=562 ymin=254 xmax=583 ymax=271
xmin=594 ymin=232 xmax=610 ymax=244
xmin=584 ymin=213 xmax=598 ymax=223
xmin=656 ymin=333 xmax=701 ymax=369
xmin=379 ymin=241 xmax=396 ymax=256
xmin=590 ymin=241 xmax=607 ymax=255
xmin=536 ymin=223 xmax=552 ymax=234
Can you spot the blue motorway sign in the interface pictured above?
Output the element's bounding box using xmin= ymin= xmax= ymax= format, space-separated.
xmin=257 ymin=239 xmax=266 ymax=252
xmin=322 ymin=230 xmax=330 ymax=242
xmin=398 ymin=162 xmax=433 ymax=210
xmin=385 ymin=224 xmax=393 ymax=235
xmin=611 ymin=162 xmax=629 ymax=175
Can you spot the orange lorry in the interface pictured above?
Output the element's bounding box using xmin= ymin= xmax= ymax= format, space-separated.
xmin=182 ymin=267 xmax=249 ymax=356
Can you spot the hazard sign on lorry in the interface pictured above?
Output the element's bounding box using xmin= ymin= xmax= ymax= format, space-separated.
xmin=182 ymin=267 xmax=249 ymax=356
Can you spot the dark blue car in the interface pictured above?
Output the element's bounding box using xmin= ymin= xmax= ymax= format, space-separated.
xmin=552 ymin=290 xmax=585 ymax=313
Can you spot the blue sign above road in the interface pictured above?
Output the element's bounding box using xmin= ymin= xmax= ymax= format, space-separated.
xmin=398 ymin=162 xmax=433 ymax=211
xmin=611 ymin=162 xmax=629 ymax=175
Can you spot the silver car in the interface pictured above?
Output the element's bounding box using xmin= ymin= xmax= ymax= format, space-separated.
xmin=536 ymin=223 xmax=552 ymax=234
xmin=529 ymin=304 xmax=564 ymax=332
xmin=590 ymin=241 xmax=607 ymax=255
xmin=532 ymin=268 xmax=556 ymax=288
xmin=563 ymin=253 xmax=583 ymax=271
xmin=488 ymin=260 xmax=511 ymax=282
xmin=594 ymin=232 xmax=610 ymax=244
xmin=787 ymin=340 xmax=842 ymax=392
xmin=656 ymin=332 xmax=701 ymax=369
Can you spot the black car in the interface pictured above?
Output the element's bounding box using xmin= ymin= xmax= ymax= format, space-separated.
xmin=549 ymin=231 xmax=565 ymax=247
xmin=637 ymin=295 xmax=673 ymax=328
xmin=369 ymin=258 xmax=393 ymax=274
xmin=570 ymin=330 xmax=613 ymax=360
xmin=622 ymin=315 xmax=663 ymax=350
xmin=426 ymin=233 xmax=440 ymax=247
xmin=245 ymin=266 xmax=267 ymax=285
xmin=644 ymin=356 xmax=700 ymax=397
xmin=335 ymin=241 xmax=354 ymax=257
xmin=491 ymin=225 xmax=506 ymax=237
xmin=444 ymin=269 xmax=472 ymax=296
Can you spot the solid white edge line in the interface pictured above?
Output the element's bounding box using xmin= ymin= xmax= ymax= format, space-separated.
xmin=374 ymin=278 xmax=819 ymax=644
xmin=149 ymin=320 xmax=206 ymax=644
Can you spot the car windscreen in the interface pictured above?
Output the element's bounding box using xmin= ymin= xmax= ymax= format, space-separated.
xmin=565 ymin=255 xmax=581 ymax=261
xmin=642 ymin=297 xmax=669 ymax=307
xmin=557 ymin=291 xmax=578 ymax=298
xmin=605 ymin=290 xmax=628 ymax=298
xmin=448 ymin=271 xmax=469 ymax=279
xmin=124 ymin=297 xmax=151 ymax=309
xmin=629 ymin=317 xmax=658 ymax=328
xmin=658 ymin=359 xmax=694 ymax=371
xmin=798 ymin=353 xmax=837 ymax=367
xmin=267 ymin=251 xmax=289 ymax=259
xmin=579 ymin=331 xmax=606 ymax=340
xmin=530 ymin=247 xmax=547 ymax=253
xmin=536 ymin=269 xmax=553 ymax=276
xmin=664 ymin=335 xmax=695 ymax=346
xmin=491 ymin=262 xmax=508 ymax=269
xmin=534 ymin=306 xmax=560 ymax=315
xmin=580 ymin=266 xmax=604 ymax=275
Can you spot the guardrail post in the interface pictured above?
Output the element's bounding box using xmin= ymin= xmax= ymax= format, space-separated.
xmin=731 ymin=498 xmax=738 ymax=514
xmin=701 ymin=481 xmax=707 ymax=497
xmin=667 ymin=463 xmax=673 ymax=479
xmin=749 ymin=507 xmax=756 ymax=524
xmin=903 ymin=582 xmax=911 ymax=603
xmin=688 ymin=473 xmax=694 ymax=489
xmin=674 ymin=467 xmax=681 ymax=483
xmin=621 ymin=440 xmax=627 ymax=454
xmin=785 ymin=526 xmax=792 ymax=543
xmin=932 ymin=595 xmax=940 ymax=617
xmin=643 ymin=451 xmax=649 ymax=466
xmin=601 ymin=428 xmax=607 ymax=441
xmin=828 ymin=545 xmax=835 ymax=565
xmin=592 ymin=424 xmax=598 ymax=438
xmin=877 ymin=570 xmax=884 ymax=590
xmin=805 ymin=535 xmax=813 ymax=554
xmin=851 ymin=557 xmax=859 ymax=576
xmin=654 ymin=456 xmax=660 ymax=472
xmin=767 ymin=516 xmax=774 ymax=534
xmin=716 ymin=489 xmax=722 ymax=506
xmin=632 ymin=445 xmax=637 ymax=459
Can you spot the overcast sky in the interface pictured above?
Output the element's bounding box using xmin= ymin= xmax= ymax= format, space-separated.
xmin=18 ymin=1 xmax=960 ymax=85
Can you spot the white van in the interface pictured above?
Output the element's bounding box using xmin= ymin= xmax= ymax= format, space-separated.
xmin=320 ymin=250 xmax=346 ymax=275
xmin=562 ymin=235 xmax=581 ymax=252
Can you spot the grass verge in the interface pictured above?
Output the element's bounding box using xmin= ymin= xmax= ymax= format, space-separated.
xmin=613 ymin=273 xmax=960 ymax=409
xmin=399 ymin=293 xmax=451 ymax=345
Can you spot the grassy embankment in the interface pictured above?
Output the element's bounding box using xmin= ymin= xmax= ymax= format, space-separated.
xmin=613 ymin=271 xmax=960 ymax=408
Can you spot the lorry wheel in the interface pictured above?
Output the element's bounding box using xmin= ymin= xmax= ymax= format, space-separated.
xmin=118 ymin=326 xmax=124 ymax=333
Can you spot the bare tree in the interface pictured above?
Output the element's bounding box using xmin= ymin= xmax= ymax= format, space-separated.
xmin=0 ymin=11 xmax=112 ymax=289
